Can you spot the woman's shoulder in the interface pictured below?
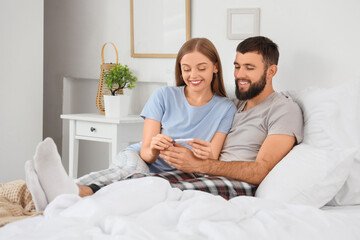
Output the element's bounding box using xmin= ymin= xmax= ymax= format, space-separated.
xmin=213 ymin=94 xmax=236 ymax=106
xmin=154 ymin=85 xmax=183 ymax=95
xmin=212 ymin=94 xmax=237 ymax=113
xmin=150 ymin=85 xmax=181 ymax=98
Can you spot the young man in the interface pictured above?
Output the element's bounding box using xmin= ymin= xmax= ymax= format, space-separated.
xmin=159 ymin=36 xmax=303 ymax=185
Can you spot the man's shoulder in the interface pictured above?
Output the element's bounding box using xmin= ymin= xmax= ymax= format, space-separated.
xmin=231 ymin=92 xmax=302 ymax=113
xmin=270 ymin=92 xmax=302 ymax=113
xmin=267 ymin=92 xmax=304 ymax=143
xmin=252 ymin=92 xmax=303 ymax=120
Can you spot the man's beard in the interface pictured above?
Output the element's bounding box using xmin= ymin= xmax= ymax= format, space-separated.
xmin=235 ymin=70 xmax=267 ymax=101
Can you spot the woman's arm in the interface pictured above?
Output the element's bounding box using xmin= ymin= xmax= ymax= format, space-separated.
xmin=140 ymin=118 xmax=173 ymax=164
xmin=188 ymin=132 xmax=227 ymax=160
xmin=209 ymin=132 xmax=227 ymax=159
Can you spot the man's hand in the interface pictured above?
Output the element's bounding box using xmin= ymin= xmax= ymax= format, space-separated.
xmin=160 ymin=143 xmax=208 ymax=173
xmin=161 ymin=134 xmax=296 ymax=185
xmin=187 ymin=139 xmax=214 ymax=160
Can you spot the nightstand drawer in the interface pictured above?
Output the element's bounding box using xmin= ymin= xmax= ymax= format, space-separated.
xmin=76 ymin=121 xmax=113 ymax=138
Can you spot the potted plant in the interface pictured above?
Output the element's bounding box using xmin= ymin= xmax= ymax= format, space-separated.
xmin=103 ymin=64 xmax=138 ymax=118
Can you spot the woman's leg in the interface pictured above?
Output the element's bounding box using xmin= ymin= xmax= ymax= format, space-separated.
xmin=28 ymin=138 xmax=150 ymax=204
xmin=32 ymin=138 xmax=78 ymax=202
xmin=74 ymin=165 xmax=132 ymax=187
xmin=75 ymin=150 xmax=150 ymax=190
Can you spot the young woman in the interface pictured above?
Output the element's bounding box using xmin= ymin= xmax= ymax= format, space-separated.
xmin=130 ymin=37 xmax=236 ymax=173
xmin=26 ymin=38 xmax=237 ymax=211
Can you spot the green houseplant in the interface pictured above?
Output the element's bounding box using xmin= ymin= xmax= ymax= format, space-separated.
xmin=103 ymin=64 xmax=138 ymax=95
xmin=102 ymin=64 xmax=138 ymax=118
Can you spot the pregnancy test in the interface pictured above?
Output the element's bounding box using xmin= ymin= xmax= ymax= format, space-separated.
xmin=173 ymin=138 xmax=194 ymax=143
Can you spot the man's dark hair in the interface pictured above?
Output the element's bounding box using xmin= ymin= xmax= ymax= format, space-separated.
xmin=236 ymin=36 xmax=279 ymax=67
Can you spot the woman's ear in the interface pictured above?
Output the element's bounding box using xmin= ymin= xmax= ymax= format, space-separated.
xmin=213 ymin=63 xmax=219 ymax=73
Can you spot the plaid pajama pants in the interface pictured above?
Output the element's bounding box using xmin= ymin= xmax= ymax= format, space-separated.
xmin=74 ymin=150 xmax=150 ymax=187
xmin=74 ymin=150 xmax=257 ymax=200
xmin=77 ymin=168 xmax=257 ymax=200
xmin=129 ymin=170 xmax=257 ymax=200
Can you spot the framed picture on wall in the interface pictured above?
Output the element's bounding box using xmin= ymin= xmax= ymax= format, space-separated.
xmin=130 ymin=0 xmax=191 ymax=58
xmin=227 ymin=8 xmax=260 ymax=40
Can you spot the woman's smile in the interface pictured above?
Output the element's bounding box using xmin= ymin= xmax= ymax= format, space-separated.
xmin=189 ymin=80 xmax=203 ymax=86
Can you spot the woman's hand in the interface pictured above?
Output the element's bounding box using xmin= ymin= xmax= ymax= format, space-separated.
xmin=150 ymin=134 xmax=174 ymax=154
xmin=187 ymin=139 xmax=214 ymax=160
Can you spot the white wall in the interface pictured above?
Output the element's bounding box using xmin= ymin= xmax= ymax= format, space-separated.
xmin=0 ymin=0 xmax=44 ymax=182
xmin=44 ymin=0 xmax=360 ymax=173
xmin=190 ymin=0 xmax=360 ymax=94
xmin=44 ymin=0 xmax=175 ymax=171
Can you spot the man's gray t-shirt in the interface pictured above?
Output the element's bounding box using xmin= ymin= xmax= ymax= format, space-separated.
xmin=220 ymin=92 xmax=304 ymax=162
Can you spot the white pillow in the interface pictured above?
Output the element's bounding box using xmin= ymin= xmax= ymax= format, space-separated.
xmin=286 ymin=79 xmax=360 ymax=150
xmin=285 ymin=79 xmax=360 ymax=206
xmin=255 ymin=144 xmax=355 ymax=208
xmin=327 ymin=150 xmax=360 ymax=206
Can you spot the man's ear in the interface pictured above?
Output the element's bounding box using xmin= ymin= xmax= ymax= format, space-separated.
xmin=267 ymin=64 xmax=277 ymax=79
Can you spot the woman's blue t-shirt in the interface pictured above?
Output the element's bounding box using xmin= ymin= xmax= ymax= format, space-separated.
xmin=127 ymin=86 xmax=236 ymax=173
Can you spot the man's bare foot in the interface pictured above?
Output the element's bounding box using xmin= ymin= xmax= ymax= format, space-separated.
xmin=78 ymin=185 xmax=94 ymax=197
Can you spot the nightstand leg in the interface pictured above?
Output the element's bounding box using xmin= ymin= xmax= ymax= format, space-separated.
xmin=69 ymin=120 xmax=79 ymax=178
xmin=109 ymin=137 xmax=117 ymax=167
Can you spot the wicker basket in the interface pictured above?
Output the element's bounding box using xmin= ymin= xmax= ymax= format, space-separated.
xmin=96 ymin=42 xmax=120 ymax=114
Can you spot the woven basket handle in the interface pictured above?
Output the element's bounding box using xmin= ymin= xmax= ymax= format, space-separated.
xmin=101 ymin=42 xmax=119 ymax=64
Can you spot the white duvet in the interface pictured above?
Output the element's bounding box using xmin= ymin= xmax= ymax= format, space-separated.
xmin=1 ymin=177 xmax=360 ymax=240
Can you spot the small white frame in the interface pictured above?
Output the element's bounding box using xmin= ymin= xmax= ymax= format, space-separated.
xmin=227 ymin=8 xmax=260 ymax=40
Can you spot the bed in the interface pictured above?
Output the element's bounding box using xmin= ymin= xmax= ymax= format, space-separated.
xmin=1 ymin=79 xmax=359 ymax=239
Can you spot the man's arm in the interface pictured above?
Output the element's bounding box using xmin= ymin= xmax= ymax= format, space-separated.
xmin=202 ymin=135 xmax=295 ymax=184
xmin=160 ymin=134 xmax=295 ymax=185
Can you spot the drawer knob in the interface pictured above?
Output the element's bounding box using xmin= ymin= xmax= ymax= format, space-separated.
xmin=90 ymin=127 xmax=96 ymax=132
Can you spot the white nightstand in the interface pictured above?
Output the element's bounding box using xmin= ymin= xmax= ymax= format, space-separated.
xmin=61 ymin=113 xmax=144 ymax=178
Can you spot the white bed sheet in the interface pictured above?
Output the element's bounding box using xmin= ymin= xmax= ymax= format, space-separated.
xmin=1 ymin=177 xmax=360 ymax=240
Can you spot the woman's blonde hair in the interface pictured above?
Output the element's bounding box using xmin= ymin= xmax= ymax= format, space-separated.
xmin=175 ymin=38 xmax=227 ymax=97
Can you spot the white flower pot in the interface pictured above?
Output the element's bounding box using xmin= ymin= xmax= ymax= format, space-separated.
xmin=104 ymin=93 xmax=130 ymax=118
